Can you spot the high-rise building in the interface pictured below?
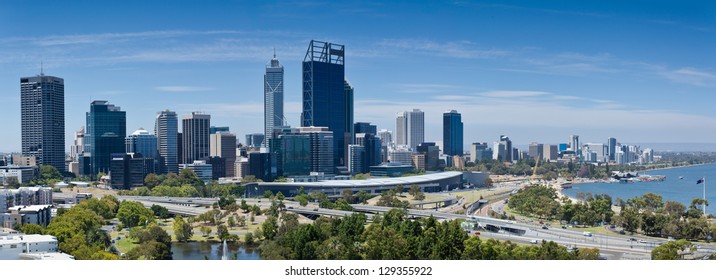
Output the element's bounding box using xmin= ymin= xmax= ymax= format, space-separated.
xmin=407 ymin=109 xmax=425 ymax=150
xmin=248 ymin=152 xmax=271 ymax=182
xmin=528 ymin=142 xmax=544 ymax=160
xmin=416 ymin=142 xmax=440 ymax=171
xmin=125 ymin=128 xmax=158 ymax=159
xmin=395 ymin=112 xmax=407 ymax=146
xmin=181 ymin=112 xmax=210 ymax=164
xmin=608 ymin=137 xmax=617 ymax=162
xmin=269 ymin=128 xmax=311 ymax=177
xmin=264 ymin=52 xmax=284 ymax=148
xmin=70 ymin=127 xmax=85 ymax=161
xmin=210 ymin=132 xmax=237 ymax=177
xmin=354 ymin=122 xmax=377 ymax=136
xmin=569 ymin=135 xmax=580 ymax=152
xmin=442 ymin=110 xmax=463 ymax=156
xmin=497 ymin=135 xmax=512 ymax=162
xmin=377 ymin=129 xmax=392 ymax=147
xmin=85 ymin=101 xmax=126 ymax=176
xmin=388 ymin=148 xmax=414 ymax=166
xmin=347 ymin=144 xmax=365 ymax=175
xmin=470 ymin=142 xmax=491 ymax=163
xmin=355 ymin=133 xmax=382 ymax=172
xmin=155 ymin=110 xmax=178 ymax=174
xmin=20 ymin=74 xmax=65 ymax=171
xmin=543 ymin=145 xmax=558 ymax=161
xmin=209 ymin=126 xmax=229 ymax=134
xmin=344 ymin=81 xmax=355 ymax=151
xmin=110 ymin=153 xmax=154 ymax=190
xmin=301 ymin=40 xmax=350 ymax=169
xmin=299 ymin=126 xmax=334 ymax=174
xmin=245 ymin=133 xmax=265 ymax=148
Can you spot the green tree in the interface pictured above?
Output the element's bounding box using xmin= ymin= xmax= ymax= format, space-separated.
xmin=117 ymin=201 xmax=155 ymax=228
xmin=227 ymin=216 xmax=236 ymax=228
xmin=244 ymin=232 xmax=254 ymax=245
xmin=75 ymin=198 xmax=114 ymax=219
xmin=357 ymin=190 xmax=371 ymax=204
xmin=217 ymin=224 xmax=230 ymax=240
xmin=144 ymin=173 xmax=160 ymax=189
xmin=262 ymin=190 xmax=274 ymax=199
xmin=262 ymin=216 xmax=279 ymax=240
xmin=200 ymin=226 xmax=212 ymax=237
xmin=126 ymin=224 xmax=173 ymax=260
xmin=20 ymin=224 xmax=45 ymax=234
xmin=5 ymin=176 xmax=20 ymax=188
xmin=341 ymin=189 xmax=354 ymax=204
xmin=276 ymin=191 xmax=285 ymax=201
xmin=173 ymin=215 xmax=193 ymax=242
xmin=651 ymin=239 xmax=693 ymax=260
xmin=151 ymin=204 xmax=170 ymax=219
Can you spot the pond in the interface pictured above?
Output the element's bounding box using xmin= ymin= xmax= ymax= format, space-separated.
xmin=171 ymin=242 xmax=261 ymax=260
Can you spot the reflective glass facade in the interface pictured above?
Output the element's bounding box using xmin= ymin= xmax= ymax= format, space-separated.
xmin=302 ymin=40 xmax=350 ymax=169
xmin=85 ymin=101 xmax=126 ymax=175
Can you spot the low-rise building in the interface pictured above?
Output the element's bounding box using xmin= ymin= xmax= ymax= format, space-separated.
xmin=0 ymin=165 xmax=39 ymax=184
xmin=2 ymin=205 xmax=53 ymax=228
xmin=0 ymin=234 xmax=68 ymax=260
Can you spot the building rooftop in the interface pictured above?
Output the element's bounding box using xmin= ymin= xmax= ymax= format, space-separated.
xmin=8 ymin=204 xmax=53 ymax=212
xmin=257 ymin=171 xmax=462 ymax=188
xmin=18 ymin=252 xmax=75 ymax=260
xmin=0 ymin=234 xmax=57 ymax=245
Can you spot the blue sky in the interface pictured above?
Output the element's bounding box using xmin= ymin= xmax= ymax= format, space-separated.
xmin=1 ymin=0 xmax=716 ymax=153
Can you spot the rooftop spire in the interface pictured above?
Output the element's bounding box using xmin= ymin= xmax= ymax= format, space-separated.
xmin=40 ymin=60 xmax=44 ymax=76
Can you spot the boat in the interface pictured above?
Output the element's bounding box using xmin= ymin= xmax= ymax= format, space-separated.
xmin=560 ymin=183 xmax=573 ymax=189
xmin=679 ymin=176 xmax=684 ymax=179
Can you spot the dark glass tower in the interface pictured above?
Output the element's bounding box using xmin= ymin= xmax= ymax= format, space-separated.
xmin=443 ymin=110 xmax=463 ymax=156
xmin=20 ymin=74 xmax=65 ymax=171
xmin=302 ymin=40 xmax=351 ymax=169
xmin=85 ymin=100 xmax=126 ymax=176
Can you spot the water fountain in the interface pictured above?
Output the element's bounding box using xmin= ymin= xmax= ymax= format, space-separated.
xmin=221 ymin=240 xmax=228 ymax=260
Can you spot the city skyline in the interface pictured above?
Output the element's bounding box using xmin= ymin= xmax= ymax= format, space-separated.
xmin=2 ymin=1 xmax=716 ymax=153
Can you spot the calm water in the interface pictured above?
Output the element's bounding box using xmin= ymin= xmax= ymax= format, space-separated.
xmin=562 ymin=163 xmax=716 ymax=213
xmin=171 ymin=242 xmax=261 ymax=260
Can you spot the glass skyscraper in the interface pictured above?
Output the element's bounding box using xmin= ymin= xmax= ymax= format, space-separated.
xmin=155 ymin=110 xmax=178 ymax=174
xmin=302 ymin=40 xmax=351 ymax=169
xmin=20 ymin=74 xmax=65 ymax=171
xmin=85 ymin=100 xmax=126 ymax=176
xmin=264 ymin=53 xmax=284 ymax=148
xmin=443 ymin=110 xmax=463 ymax=156
xmin=125 ymin=128 xmax=158 ymax=159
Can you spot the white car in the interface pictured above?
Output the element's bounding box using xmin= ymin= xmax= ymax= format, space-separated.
xmin=530 ymin=239 xmax=538 ymax=244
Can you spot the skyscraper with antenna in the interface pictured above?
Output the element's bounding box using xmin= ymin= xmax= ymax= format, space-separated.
xmin=20 ymin=69 xmax=65 ymax=172
xmin=264 ymin=49 xmax=284 ymax=148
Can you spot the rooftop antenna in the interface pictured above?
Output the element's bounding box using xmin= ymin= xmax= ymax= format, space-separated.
xmin=273 ymin=47 xmax=276 ymax=58
xmin=40 ymin=60 xmax=44 ymax=76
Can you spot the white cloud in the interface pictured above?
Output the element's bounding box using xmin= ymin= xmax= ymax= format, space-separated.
xmin=378 ymin=39 xmax=509 ymax=59
xmin=480 ymin=91 xmax=550 ymax=98
xmin=659 ymin=67 xmax=716 ymax=87
xmin=155 ymin=86 xmax=215 ymax=92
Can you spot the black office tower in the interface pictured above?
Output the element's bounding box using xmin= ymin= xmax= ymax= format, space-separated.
xmin=301 ymin=40 xmax=352 ymax=170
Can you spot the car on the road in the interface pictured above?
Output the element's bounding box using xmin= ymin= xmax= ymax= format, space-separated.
xmin=530 ymin=239 xmax=538 ymax=244
xmin=618 ymin=230 xmax=626 ymax=235
xmin=542 ymin=225 xmax=549 ymax=230
xmin=561 ymin=225 xmax=567 ymax=229
xmin=582 ymin=231 xmax=592 ymax=237
xmin=312 ymin=208 xmax=319 ymax=211
xmin=629 ymin=238 xmax=637 ymax=242
xmin=474 ymin=231 xmax=481 ymax=235
xmin=639 ymin=240 xmax=647 ymax=243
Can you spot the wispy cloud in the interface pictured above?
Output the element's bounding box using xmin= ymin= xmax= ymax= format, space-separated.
xmin=378 ymin=39 xmax=509 ymax=59
xmin=155 ymin=86 xmax=215 ymax=92
xmin=392 ymin=83 xmax=464 ymax=94
xmin=659 ymin=67 xmax=716 ymax=87
xmin=481 ymin=91 xmax=550 ymax=98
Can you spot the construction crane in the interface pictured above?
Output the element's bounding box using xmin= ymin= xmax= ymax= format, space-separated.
xmin=531 ymin=157 xmax=541 ymax=183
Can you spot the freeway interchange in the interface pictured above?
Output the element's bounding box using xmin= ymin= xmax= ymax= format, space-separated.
xmin=117 ymin=195 xmax=716 ymax=260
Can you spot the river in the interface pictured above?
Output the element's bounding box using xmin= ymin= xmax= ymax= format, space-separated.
xmin=171 ymin=242 xmax=261 ymax=260
xmin=562 ymin=163 xmax=716 ymax=213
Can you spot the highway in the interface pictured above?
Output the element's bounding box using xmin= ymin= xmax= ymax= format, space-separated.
xmin=113 ymin=195 xmax=716 ymax=259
